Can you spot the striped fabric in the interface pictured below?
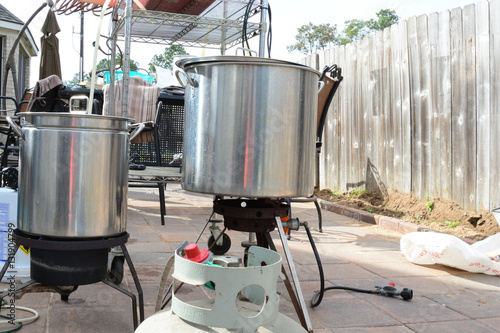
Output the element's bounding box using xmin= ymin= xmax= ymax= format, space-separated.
xmin=102 ymin=76 xmax=161 ymax=143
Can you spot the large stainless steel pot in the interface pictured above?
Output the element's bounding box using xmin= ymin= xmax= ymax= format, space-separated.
xmin=176 ymin=56 xmax=321 ymax=198
xmin=7 ymin=113 xmax=138 ymax=238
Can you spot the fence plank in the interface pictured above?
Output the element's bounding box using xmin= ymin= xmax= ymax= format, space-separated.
xmin=490 ymin=0 xmax=500 ymax=211
xmin=438 ymin=10 xmax=453 ymax=201
xmin=463 ymin=4 xmax=478 ymax=210
xmin=429 ymin=12 xmax=441 ymax=199
xmin=407 ymin=16 xmax=424 ymax=199
xmin=353 ymin=37 xmax=369 ymax=190
xmin=399 ymin=20 xmax=412 ymax=194
xmin=382 ymin=26 xmax=393 ymax=196
xmin=390 ymin=23 xmax=403 ymax=191
xmin=330 ymin=46 xmax=343 ymax=190
xmin=476 ymin=0 xmax=491 ymax=210
xmin=450 ymin=7 xmax=467 ymax=207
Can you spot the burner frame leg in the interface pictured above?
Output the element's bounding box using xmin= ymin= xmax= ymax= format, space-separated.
xmin=274 ymin=216 xmax=314 ymax=333
xmin=101 ymin=278 xmax=139 ymax=329
xmin=120 ymin=244 xmax=145 ymax=323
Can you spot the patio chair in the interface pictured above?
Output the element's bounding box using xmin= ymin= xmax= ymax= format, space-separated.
xmin=102 ymin=77 xmax=167 ymax=225
xmin=288 ymin=64 xmax=343 ymax=234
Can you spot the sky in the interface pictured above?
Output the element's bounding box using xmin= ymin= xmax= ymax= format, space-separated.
xmin=3 ymin=0 xmax=481 ymax=85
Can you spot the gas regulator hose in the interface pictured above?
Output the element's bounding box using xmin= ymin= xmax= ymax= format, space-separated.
xmin=303 ymin=222 xmax=325 ymax=307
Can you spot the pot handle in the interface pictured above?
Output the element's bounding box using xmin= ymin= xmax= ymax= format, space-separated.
xmin=129 ymin=123 xmax=145 ymax=142
xmin=318 ymin=80 xmax=325 ymax=93
xmin=6 ymin=116 xmax=24 ymax=139
xmin=175 ymin=69 xmax=197 ymax=88
xmin=236 ymin=47 xmax=258 ymax=56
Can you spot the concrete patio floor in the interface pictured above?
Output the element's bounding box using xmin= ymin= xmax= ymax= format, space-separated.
xmin=2 ymin=182 xmax=500 ymax=332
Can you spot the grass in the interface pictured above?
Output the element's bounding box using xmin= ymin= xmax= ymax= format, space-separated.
xmin=331 ymin=189 xmax=342 ymax=196
xmin=349 ymin=188 xmax=367 ymax=198
xmin=445 ymin=220 xmax=460 ymax=229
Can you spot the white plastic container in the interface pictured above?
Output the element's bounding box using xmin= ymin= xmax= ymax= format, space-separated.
xmin=0 ymin=188 xmax=30 ymax=282
xmin=492 ymin=207 xmax=500 ymax=226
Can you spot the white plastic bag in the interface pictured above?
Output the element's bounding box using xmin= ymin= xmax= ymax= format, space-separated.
xmin=400 ymin=232 xmax=500 ymax=276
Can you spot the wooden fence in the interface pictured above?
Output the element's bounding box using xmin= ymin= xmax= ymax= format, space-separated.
xmin=302 ymin=0 xmax=500 ymax=211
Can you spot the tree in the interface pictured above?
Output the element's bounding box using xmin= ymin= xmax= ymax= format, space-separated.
xmin=287 ymin=23 xmax=339 ymax=55
xmin=65 ymin=72 xmax=90 ymax=87
xmin=95 ymin=53 xmax=139 ymax=72
xmin=288 ymin=9 xmax=400 ymax=53
xmin=340 ymin=9 xmax=399 ymax=45
xmin=339 ymin=19 xmax=371 ymax=45
xmin=148 ymin=45 xmax=188 ymax=73
xmin=367 ymin=9 xmax=399 ymax=31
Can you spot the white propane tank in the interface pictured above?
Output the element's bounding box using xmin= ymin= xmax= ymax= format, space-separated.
xmin=0 ymin=188 xmax=30 ymax=282
xmin=135 ymin=246 xmax=306 ymax=333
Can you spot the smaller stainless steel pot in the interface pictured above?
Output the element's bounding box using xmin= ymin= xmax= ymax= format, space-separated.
xmin=7 ymin=113 xmax=142 ymax=238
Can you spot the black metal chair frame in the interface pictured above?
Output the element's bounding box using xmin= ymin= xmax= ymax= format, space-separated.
xmin=128 ymin=101 xmax=167 ymax=225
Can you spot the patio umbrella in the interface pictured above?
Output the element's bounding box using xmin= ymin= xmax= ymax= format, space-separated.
xmin=39 ymin=9 xmax=62 ymax=80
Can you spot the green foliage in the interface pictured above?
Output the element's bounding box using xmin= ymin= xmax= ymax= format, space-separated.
xmin=331 ymin=189 xmax=342 ymax=196
xmin=340 ymin=19 xmax=371 ymax=45
xmin=288 ymin=9 xmax=400 ymax=53
xmin=148 ymin=45 xmax=188 ymax=73
xmin=349 ymin=188 xmax=367 ymax=198
xmin=366 ymin=9 xmax=399 ymax=31
xmin=287 ymin=22 xmax=340 ymax=55
xmin=425 ymin=201 xmax=434 ymax=212
xmin=65 ymin=72 xmax=90 ymax=87
xmin=445 ymin=221 xmax=460 ymax=229
xmin=96 ymin=54 xmax=139 ymax=72
xmin=367 ymin=209 xmax=374 ymax=213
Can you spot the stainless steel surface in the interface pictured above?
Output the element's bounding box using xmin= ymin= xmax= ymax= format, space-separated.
xmin=16 ymin=113 xmax=133 ymax=238
xmin=177 ymin=56 xmax=320 ymax=198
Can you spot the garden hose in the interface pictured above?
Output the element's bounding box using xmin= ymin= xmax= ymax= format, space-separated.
xmin=0 ymin=300 xmax=39 ymax=332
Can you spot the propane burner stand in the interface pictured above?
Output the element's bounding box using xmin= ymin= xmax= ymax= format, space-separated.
xmin=208 ymin=197 xmax=313 ymax=332
xmin=0 ymin=229 xmax=144 ymax=329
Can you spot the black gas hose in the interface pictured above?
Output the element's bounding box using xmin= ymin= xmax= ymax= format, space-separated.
xmin=302 ymin=222 xmax=413 ymax=307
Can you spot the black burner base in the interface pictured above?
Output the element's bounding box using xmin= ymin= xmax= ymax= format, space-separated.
xmin=13 ymin=229 xmax=129 ymax=286
xmin=30 ymin=248 xmax=108 ymax=286
xmin=213 ymin=198 xmax=290 ymax=233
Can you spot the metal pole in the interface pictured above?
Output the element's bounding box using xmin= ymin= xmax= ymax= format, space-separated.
xmin=121 ymin=0 xmax=133 ymax=118
xmin=79 ymin=10 xmax=84 ymax=82
xmin=258 ymin=0 xmax=268 ymax=57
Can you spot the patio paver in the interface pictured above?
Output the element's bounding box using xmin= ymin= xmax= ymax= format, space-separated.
xmin=1 ymin=182 xmax=500 ymax=332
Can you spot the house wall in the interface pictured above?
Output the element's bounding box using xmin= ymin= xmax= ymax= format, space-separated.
xmin=1 ymin=27 xmax=34 ymax=101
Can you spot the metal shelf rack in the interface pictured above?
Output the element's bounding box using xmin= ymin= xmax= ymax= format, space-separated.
xmin=107 ymin=0 xmax=269 ymax=116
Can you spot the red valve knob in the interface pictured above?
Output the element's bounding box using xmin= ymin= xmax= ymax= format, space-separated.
xmin=183 ymin=243 xmax=210 ymax=263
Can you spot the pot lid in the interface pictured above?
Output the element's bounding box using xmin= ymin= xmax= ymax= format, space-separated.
xmin=19 ymin=112 xmax=133 ymax=131
xmin=176 ymin=55 xmax=320 ymax=75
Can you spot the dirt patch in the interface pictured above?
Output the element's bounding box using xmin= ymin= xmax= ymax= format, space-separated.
xmin=315 ymin=188 xmax=500 ymax=241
